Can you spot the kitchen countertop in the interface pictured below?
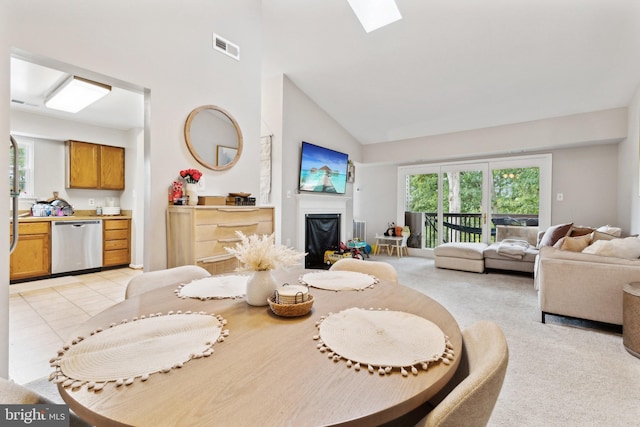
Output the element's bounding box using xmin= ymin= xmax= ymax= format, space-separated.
xmin=11 ymin=210 xmax=132 ymax=222
xmin=14 ymin=215 xmax=131 ymax=222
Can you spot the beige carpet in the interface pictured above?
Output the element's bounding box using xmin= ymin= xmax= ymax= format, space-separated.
xmin=375 ymin=254 xmax=640 ymax=427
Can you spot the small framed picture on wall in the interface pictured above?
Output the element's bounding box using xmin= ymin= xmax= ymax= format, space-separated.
xmin=347 ymin=160 xmax=355 ymax=183
xmin=217 ymin=145 xmax=237 ymax=167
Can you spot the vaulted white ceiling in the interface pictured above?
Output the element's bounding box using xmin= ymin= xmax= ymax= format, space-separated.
xmin=262 ymin=0 xmax=640 ymax=144
xmin=11 ymin=1 xmax=640 ymax=145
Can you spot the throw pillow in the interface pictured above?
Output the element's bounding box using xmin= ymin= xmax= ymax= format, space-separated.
xmin=554 ymin=233 xmax=592 ymax=252
xmin=582 ymin=237 xmax=640 ymax=259
xmin=538 ymin=223 xmax=573 ymax=248
xmin=597 ymin=225 xmax=622 ymax=237
xmin=569 ymin=226 xmax=595 ymax=237
xmin=591 ymin=230 xmax=619 ymax=243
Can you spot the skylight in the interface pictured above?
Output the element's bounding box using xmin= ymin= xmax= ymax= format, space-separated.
xmin=347 ymin=0 xmax=402 ymax=33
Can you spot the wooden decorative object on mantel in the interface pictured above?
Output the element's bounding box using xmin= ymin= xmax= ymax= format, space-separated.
xmin=197 ymin=196 xmax=227 ymax=206
xmin=226 ymin=192 xmax=256 ymax=206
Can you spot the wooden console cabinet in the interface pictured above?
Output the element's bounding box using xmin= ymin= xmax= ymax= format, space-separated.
xmin=166 ymin=206 xmax=274 ymax=275
xmin=67 ymin=140 xmax=125 ymax=190
xmin=103 ymin=218 xmax=131 ymax=267
xmin=9 ymin=222 xmax=50 ymax=281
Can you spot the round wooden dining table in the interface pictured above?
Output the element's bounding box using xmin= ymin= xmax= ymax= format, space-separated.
xmin=57 ymin=268 xmax=462 ymax=427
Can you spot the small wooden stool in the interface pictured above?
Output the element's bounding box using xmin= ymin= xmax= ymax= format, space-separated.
xmin=623 ymin=282 xmax=640 ymax=358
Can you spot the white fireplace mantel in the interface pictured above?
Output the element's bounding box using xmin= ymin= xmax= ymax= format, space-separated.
xmin=296 ymin=194 xmax=351 ymax=251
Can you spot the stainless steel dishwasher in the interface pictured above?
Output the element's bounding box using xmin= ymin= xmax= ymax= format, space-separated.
xmin=51 ymin=220 xmax=103 ymax=274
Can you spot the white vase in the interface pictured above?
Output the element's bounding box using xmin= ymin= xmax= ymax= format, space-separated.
xmin=246 ymin=270 xmax=277 ymax=306
xmin=186 ymin=183 xmax=198 ymax=206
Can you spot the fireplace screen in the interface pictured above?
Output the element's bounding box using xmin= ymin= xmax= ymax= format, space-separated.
xmin=305 ymin=213 xmax=341 ymax=269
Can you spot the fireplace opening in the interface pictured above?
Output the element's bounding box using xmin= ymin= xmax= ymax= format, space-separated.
xmin=305 ymin=213 xmax=341 ymax=269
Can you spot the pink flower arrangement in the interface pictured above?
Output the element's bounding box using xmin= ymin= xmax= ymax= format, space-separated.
xmin=180 ymin=168 xmax=202 ymax=184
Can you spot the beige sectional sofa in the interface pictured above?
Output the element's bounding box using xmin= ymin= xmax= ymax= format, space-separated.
xmin=483 ymin=243 xmax=538 ymax=273
xmin=433 ymin=242 xmax=488 ymax=273
xmin=534 ymin=225 xmax=640 ymax=326
xmin=433 ymin=241 xmax=538 ymax=274
xmin=535 ymin=244 xmax=640 ymax=326
xmin=535 ymin=245 xmax=640 ymax=325
xmin=434 ymin=221 xmax=640 ymax=326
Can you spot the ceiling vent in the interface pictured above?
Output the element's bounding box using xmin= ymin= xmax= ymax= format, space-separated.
xmin=11 ymin=99 xmax=38 ymax=107
xmin=213 ymin=34 xmax=240 ymax=61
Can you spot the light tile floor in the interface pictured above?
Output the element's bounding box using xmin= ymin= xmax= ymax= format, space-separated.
xmin=8 ymin=268 xmax=141 ymax=384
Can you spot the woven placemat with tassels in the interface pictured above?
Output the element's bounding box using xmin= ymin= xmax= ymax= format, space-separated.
xmin=313 ymin=307 xmax=454 ymax=376
xmin=300 ymin=271 xmax=378 ymax=291
xmin=175 ymin=275 xmax=248 ymax=300
xmin=50 ymin=311 xmax=228 ymax=391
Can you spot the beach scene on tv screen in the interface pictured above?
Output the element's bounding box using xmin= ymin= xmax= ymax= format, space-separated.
xmin=299 ymin=143 xmax=348 ymax=194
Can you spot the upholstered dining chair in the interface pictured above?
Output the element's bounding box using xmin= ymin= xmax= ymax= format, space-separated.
xmin=0 ymin=377 xmax=91 ymax=427
xmin=125 ymin=265 xmax=211 ymax=299
xmin=416 ymin=320 xmax=509 ymax=427
xmin=329 ymin=258 xmax=398 ymax=284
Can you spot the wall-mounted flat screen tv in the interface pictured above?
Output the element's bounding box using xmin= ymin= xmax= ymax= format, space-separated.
xmin=298 ymin=141 xmax=348 ymax=194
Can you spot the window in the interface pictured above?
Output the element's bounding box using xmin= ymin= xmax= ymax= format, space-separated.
xmin=9 ymin=137 xmax=34 ymax=198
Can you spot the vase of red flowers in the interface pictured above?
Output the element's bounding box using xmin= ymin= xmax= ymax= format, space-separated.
xmin=180 ymin=168 xmax=202 ymax=206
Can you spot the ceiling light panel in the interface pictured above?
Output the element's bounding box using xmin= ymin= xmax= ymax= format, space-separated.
xmin=45 ymin=76 xmax=111 ymax=113
xmin=347 ymin=0 xmax=402 ymax=33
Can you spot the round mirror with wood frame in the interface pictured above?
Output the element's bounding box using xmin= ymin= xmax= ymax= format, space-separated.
xmin=184 ymin=105 xmax=243 ymax=171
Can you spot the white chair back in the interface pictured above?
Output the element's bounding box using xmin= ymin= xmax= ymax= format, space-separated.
xmin=329 ymin=258 xmax=398 ymax=284
xmin=125 ymin=265 xmax=211 ymax=299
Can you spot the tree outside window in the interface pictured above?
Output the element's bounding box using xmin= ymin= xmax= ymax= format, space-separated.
xmin=9 ymin=138 xmax=34 ymax=198
xmin=406 ymin=166 xmax=540 ymax=248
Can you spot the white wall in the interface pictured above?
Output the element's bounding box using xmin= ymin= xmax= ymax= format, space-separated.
xmin=357 ymin=138 xmax=622 ymax=245
xmin=11 ymin=111 xmax=134 ymax=211
xmin=356 ymin=108 xmax=629 ymax=241
xmin=261 ymin=75 xmax=284 ymax=242
xmin=1 ymin=4 xmax=9 ymax=378
xmin=353 ymin=163 xmax=398 ymax=242
xmin=3 ymin=0 xmax=262 ymax=269
xmin=618 ymin=84 xmax=640 ymax=234
xmin=364 ymin=108 xmax=627 ymax=165
xmin=124 ymin=128 xmax=145 ymax=268
xmin=1 ymin=0 xmax=262 ymax=378
xmin=265 ymin=76 xmax=363 ymax=250
xmin=550 ymin=144 xmax=619 ymax=227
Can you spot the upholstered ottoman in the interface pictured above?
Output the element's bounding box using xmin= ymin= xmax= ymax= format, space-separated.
xmin=483 ymin=243 xmax=539 ymax=273
xmin=434 ymin=242 xmax=488 ymax=273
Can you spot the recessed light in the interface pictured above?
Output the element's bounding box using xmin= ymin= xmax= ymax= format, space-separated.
xmin=45 ymin=76 xmax=111 ymax=113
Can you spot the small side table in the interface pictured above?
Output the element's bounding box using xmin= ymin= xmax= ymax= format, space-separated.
xmin=623 ymin=282 xmax=640 ymax=358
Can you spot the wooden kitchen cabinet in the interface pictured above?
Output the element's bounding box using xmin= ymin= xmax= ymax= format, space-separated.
xmin=103 ymin=218 xmax=131 ymax=267
xmin=67 ymin=140 xmax=125 ymax=190
xmin=100 ymin=144 xmax=125 ymax=190
xmin=10 ymin=222 xmax=50 ymax=281
xmin=166 ymin=206 xmax=274 ymax=275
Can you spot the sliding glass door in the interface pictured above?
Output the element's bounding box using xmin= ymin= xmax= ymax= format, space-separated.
xmin=489 ymin=159 xmax=542 ymax=246
xmin=400 ymin=154 xmax=551 ymax=252
xmin=441 ymin=163 xmax=489 ymax=244
xmin=405 ymin=170 xmax=439 ymax=248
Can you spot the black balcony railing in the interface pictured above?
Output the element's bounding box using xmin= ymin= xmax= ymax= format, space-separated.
xmin=405 ymin=212 xmax=539 ymax=249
